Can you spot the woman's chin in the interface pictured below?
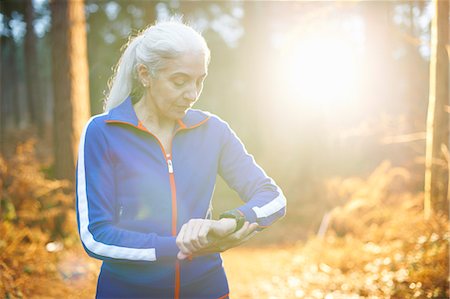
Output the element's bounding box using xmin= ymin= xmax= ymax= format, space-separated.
xmin=172 ymin=108 xmax=190 ymax=119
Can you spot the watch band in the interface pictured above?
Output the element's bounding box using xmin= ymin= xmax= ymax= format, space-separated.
xmin=219 ymin=209 xmax=246 ymax=233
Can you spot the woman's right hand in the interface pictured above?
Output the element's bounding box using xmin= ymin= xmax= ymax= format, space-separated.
xmin=176 ymin=219 xmax=211 ymax=257
xmin=176 ymin=218 xmax=235 ymax=257
xmin=176 ymin=218 xmax=258 ymax=260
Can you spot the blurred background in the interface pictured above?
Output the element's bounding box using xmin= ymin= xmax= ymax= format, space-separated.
xmin=0 ymin=1 xmax=448 ymax=298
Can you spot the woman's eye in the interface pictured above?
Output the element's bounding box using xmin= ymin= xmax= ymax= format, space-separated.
xmin=173 ymin=80 xmax=186 ymax=87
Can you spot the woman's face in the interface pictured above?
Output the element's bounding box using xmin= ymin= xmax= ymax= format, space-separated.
xmin=147 ymin=52 xmax=208 ymax=121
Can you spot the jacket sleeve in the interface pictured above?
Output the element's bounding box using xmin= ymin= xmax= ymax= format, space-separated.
xmin=217 ymin=120 xmax=287 ymax=228
xmin=76 ymin=116 xmax=179 ymax=262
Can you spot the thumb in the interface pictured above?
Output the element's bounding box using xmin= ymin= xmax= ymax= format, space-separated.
xmin=210 ymin=219 xmax=236 ymax=237
xmin=177 ymin=251 xmax=189 ymax=260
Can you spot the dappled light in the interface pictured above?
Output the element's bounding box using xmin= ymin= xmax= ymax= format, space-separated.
xmin=222 ymin=162 xmax=448 ymax=298
xmin=2 ymin=137 xmax=447 ymax=298
xmin=1 ymin=1 xmax=448 ymax=298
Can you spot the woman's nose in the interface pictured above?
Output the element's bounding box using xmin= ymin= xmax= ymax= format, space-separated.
xmin=184 ymin=86 xmax=198 ymax=102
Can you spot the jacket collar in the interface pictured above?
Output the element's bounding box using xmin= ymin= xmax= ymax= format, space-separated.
xmin=106 ymin=96 xmax=210 ymax=130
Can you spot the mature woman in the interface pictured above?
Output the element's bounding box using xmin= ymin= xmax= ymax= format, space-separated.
xmin=76 ymin=19 xmax=286 ymax=299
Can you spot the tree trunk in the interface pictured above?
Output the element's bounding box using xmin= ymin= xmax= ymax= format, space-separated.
xmin=24 ymin=0 xmax=42 ymax=133
xmin=1 ymin=1 xmax=22 ymax=130
xmin=50 ymin=0 xmax=90 ymax=181
xmin=0 ymin=39 xmax=5 ymax=156
xmin=6 ymin=39 xmax=21 ymax=129
xmin=424 ymin=0 xmax=449 ymax=219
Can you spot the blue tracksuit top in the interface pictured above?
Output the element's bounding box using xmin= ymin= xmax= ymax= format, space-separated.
xmin=76 ymin=97 xmax=287 ymax=296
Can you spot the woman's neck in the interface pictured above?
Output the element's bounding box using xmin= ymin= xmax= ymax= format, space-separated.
xmin=133 ymin=96 xmax=175 ymax=133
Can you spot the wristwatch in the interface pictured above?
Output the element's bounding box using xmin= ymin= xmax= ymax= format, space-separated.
xmin=219 ymin=209 xmax=246 ymax=233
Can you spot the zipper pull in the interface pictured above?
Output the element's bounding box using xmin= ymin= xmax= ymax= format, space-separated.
xmin=167 ymin=159 xmax=173 ymax=173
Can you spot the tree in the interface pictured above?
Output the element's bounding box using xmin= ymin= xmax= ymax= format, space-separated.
xmin=424 ymin=0 xmax=449 ymax=219
xmin=50 ymin=0 xmax=90 ymax=181
xmin=24 ymin=0 xmax=43 ymax=134
xmin=1 ymin=1 xmax=23 ymax=155
xmin=85 ymin=1 xmax=157 ymax=114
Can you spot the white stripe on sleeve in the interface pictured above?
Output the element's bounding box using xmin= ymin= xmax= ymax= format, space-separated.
xmin=252 ymin=187 xmax=287 ymax=219
xmin=77 ymin=113 xmax=156 ymax=261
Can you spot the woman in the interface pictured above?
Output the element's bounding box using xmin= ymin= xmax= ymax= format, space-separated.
xmin=76 ymin=19 xmax=286 ymax=299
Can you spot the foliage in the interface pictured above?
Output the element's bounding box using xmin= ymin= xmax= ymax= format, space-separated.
xmin=1 ymin=141 xmax=448 ymax=298
xmin=0 ymin=221 xmax=58 ymax=298
xmin=0 ymin=139 xmax=77 ymax=298
xmin=223 ymin=162 xmax=449 ymax=299
xmin=297 ymin=162 xmax=447 ymax=298
xmin=0 ymin=139 xmax=76 ymax=239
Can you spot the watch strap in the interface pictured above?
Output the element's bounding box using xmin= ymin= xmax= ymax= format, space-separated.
xmin=219 ymin=209 xmax=246 ymax=233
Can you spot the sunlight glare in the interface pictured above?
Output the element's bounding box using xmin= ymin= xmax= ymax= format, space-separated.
xmin=283 ymin=36 xmax=359 ymax=105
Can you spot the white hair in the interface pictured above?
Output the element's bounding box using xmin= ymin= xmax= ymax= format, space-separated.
xmin=104 ymin=18 xmax=210 ymax=111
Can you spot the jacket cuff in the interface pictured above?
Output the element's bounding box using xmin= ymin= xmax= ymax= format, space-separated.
xmin=237 ymin=205 xmax=258 ymax=224
xmin=155 ymin=236 xmax=179 ymax=260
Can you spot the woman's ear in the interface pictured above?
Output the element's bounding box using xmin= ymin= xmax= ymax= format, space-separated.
xmin=137 ymin=63 xmax=150 ymax=87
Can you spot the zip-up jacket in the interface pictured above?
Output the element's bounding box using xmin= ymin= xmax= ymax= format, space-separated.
xmin=76 ymin=97 xmax=287 ymax=298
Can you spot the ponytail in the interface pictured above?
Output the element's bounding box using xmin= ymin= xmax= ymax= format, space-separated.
xmin=104 ymin=34 xmax=145 ymax=111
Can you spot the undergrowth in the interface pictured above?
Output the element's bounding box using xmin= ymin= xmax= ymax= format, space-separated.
xmin=0 ymin=139 xmax=76 ymax=298
xmin=295 ymin=161 xmax=449 ymax=298
xmin=0 ymin=141 xmax=448 ymax=298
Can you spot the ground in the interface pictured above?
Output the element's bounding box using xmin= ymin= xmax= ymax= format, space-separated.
xmin=32 ymin=244 xmax=305 ymax=299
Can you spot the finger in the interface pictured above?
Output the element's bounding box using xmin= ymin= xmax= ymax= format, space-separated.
xmin=182 ymin=220 xmax=199 ymax=253
xmin=225 ymin=222 xmax=258 ymax=247
xmin=237 ymin=222 xmax=258 ymax=239
xmin=249 ymin=222 xmax=259 ymax=230
xmin=201 ymin=223 xmax=260 ymax=254
xmin=210 ymin=218 xmax=236 ymax=237
xmin=246 ymin=222 xmax=259 ymax=235
xmin=235 ymin=230 xmax=258 ymax=245
xmin=198 ymin=221 xmax=211 ymax=247
xmin=233 ymin=221 xmax=250 ymax=239
xmin=190 ymin=220 xmax=206 ymax=250
xmin=177 ymin=251 xmax=189 ymax=260
xmin=183 ymin=219 xmax=208 ymax=252
xmin=176 ymin=224 xmax=190 ymax=255
xmin=224 ymin=229 xmax=258 ymax=250
xmin=237 ymin=221 xmax=250 ymax=233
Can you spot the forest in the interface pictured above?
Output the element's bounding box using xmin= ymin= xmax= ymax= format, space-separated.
xmin=0 ymin=0 xmax=448 ymax=298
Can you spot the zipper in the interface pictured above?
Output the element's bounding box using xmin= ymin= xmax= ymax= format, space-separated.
xmin=165 ymin=152 xmax=180 ymax=299
xmin=167 ymin=155 xmax=174 ymax=173
xmin=133 ymin=131 xmax=181 ymax=298
xmin=110 ymin=120 xmax=182 ymax=298
xmin=165 ymin=133 xmax=182 ymax=299
xmin=106 ymin=119 xmax=208 ymax=299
